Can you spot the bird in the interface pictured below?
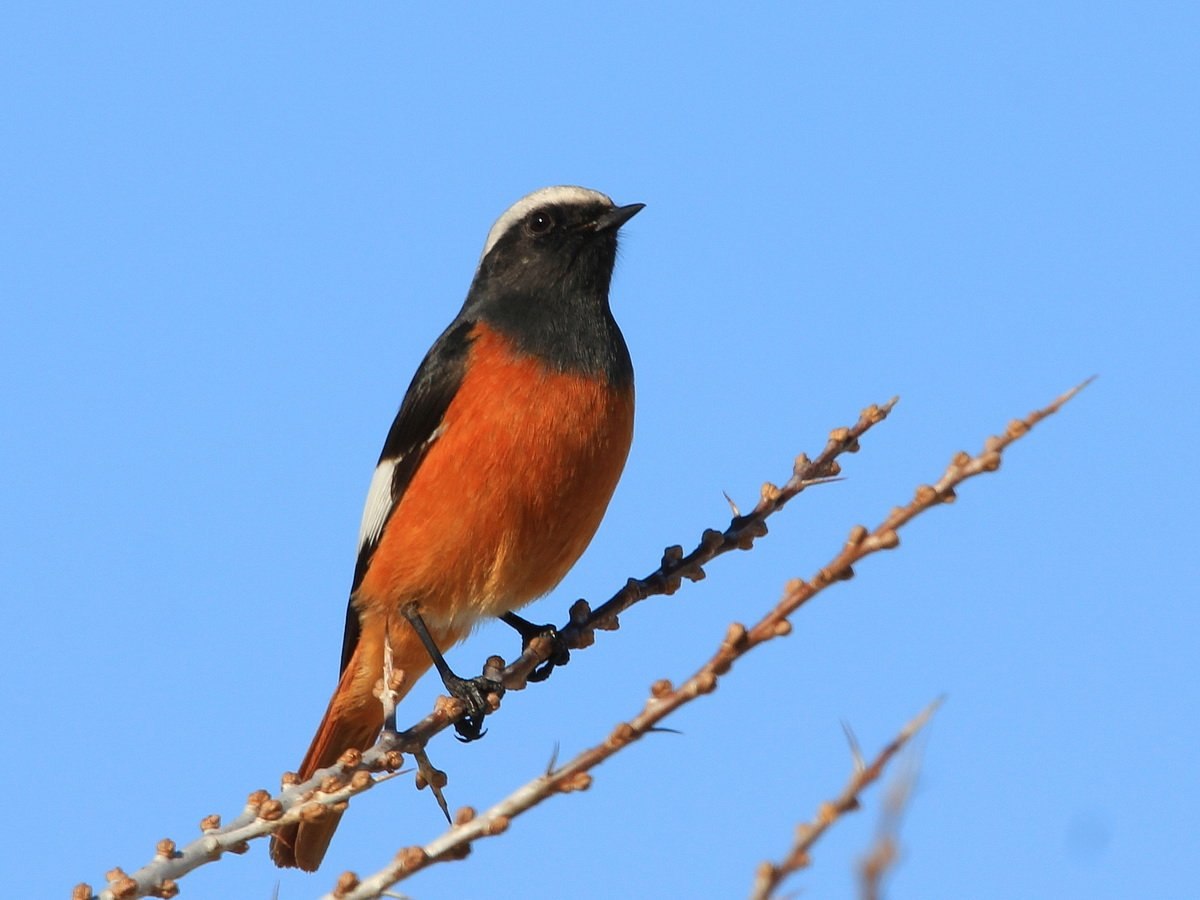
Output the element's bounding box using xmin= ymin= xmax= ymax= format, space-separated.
xmin=270 ymin=185 xmax=642 ymax=871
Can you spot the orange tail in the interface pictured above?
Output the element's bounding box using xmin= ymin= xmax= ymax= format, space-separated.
xmin=269 ymin=618 xmax=446 ymax=871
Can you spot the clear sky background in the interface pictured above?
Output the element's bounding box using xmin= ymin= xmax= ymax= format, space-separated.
xmin=2 ymin=4 xmax=1196 ymax=899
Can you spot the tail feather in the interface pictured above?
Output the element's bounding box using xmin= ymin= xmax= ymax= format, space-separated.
xmin=270 ymin=620 xmax=444 ymax=871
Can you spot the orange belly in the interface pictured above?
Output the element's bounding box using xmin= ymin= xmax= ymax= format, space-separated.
xmin=355 ymin=323 xmax=634 ymax=636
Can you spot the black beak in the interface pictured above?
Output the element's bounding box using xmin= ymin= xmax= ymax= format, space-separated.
xmin=592 ymin=202 xmax=645 ymax=233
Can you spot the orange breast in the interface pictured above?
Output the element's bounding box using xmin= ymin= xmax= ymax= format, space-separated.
xmin=355 ymin=323 xmax=634 ymax=634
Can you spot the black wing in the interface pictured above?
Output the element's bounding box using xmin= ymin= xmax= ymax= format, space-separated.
xmin=338 ymin=317 xmax=475 ymax=673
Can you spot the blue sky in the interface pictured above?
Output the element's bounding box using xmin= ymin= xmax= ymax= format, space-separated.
xmin=3 ymin=4 xmax=1197 ymax=899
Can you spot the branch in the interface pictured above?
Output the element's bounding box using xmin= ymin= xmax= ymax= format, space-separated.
xmin=319 ymin=379 xmax=1092 ymax=899
xmin=748 ymin=700 xmax=938 ymax=900
xmin=509 ymin=396 xmax=899 ymax=683
xmin=857 ymin=742 xmax=923 ymax=900
xmin=76 ymin=398 xmax=899 ymax=900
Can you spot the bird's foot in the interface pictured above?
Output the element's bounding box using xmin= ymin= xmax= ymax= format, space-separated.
xmin=443 ymin=671 xmax=504 ymax=742
xmin=501 ymin=612 xmax=571 ymax=682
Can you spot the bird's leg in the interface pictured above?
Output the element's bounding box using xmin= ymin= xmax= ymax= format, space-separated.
xmin=500 ymin=611 xmax=570 ymax=683
xmin=401 ymin=602 xmax=502 ymax=742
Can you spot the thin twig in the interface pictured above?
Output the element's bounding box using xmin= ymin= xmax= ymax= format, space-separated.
xmin=858 ymin=745 xmax=923 ymax=900
xmin=749 ymin=700 xmax=939 ymax=900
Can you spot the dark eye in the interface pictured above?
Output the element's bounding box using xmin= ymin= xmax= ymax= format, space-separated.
xmin=525 ymin=208 xmax=555 ymax=236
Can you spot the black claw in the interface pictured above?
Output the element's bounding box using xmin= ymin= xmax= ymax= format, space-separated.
xmin=443 ymin=673 xmax=504 ymax=742
xmin=526 ymin=652 xmax=564 ymax=683
xmin=501 ymin=612 xmax=571 ymax=682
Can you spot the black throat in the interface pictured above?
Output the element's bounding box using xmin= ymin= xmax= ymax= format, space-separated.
xmin=459 ymin=227 xmax=633 ymax=388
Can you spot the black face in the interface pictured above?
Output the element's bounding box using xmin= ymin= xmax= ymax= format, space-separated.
xmin=475 ymin=200 xmax=622 ymax=298
xmin=460 ymin=199 xmax=635 ymax=385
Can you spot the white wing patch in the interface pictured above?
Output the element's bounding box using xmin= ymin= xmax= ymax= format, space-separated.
xmin=357 ymin=458 xmax=398 ymax=553
xmin=355 ymin=423 xmax=447 ymax=555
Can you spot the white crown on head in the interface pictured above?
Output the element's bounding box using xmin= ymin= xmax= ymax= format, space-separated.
xmin=479 ymin=186 xmax=615 ymax=262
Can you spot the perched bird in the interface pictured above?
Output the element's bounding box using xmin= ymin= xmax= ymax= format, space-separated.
xmin=270 ymin=186 xmax=642 ymax=871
